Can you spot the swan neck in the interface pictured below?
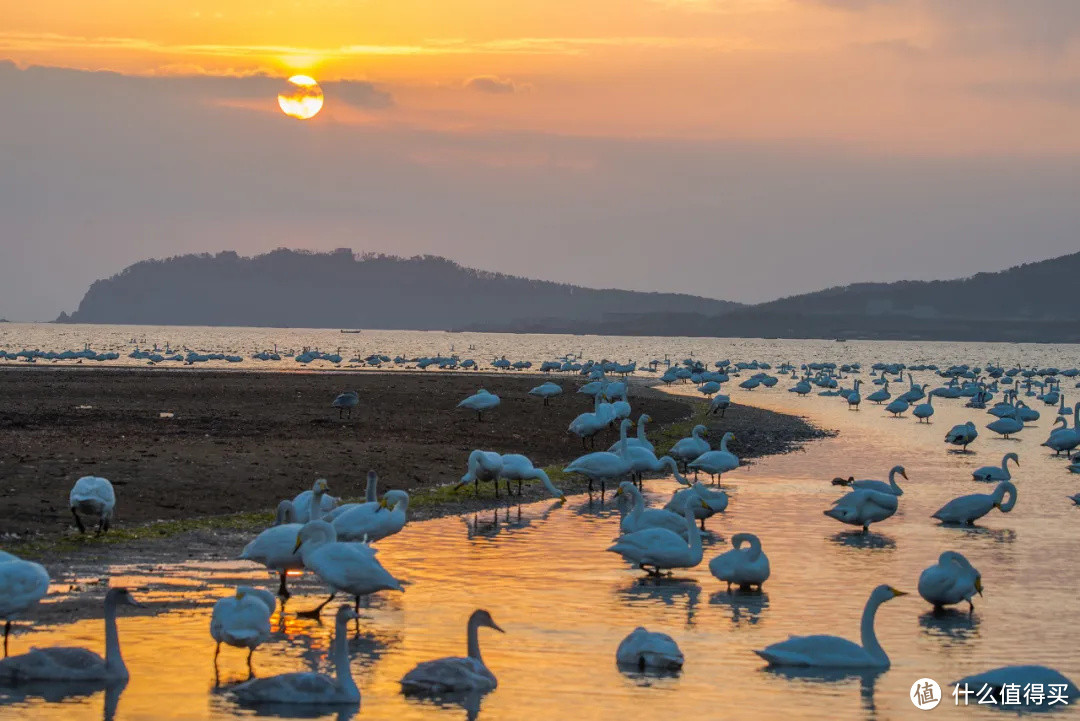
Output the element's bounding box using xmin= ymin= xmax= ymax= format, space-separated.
xmin=467 ymin=617 xmax=484 ymax=662
xmin=365 ymin=475 xmax=378 ymax=503
xmin=310 ymin=489 xmax=325 ymax=521
xmin=997 ymin=483 xmax=1018 ymax=512
xmin=103 ymin=597 xmax=127 ymax=679
xmin=334 ymin=614 xmax=359 ymax=696
xmin=859 ymin=595 xmax=888 ymax=666
xmin=687 ymin=512 xmax=703 ymax=562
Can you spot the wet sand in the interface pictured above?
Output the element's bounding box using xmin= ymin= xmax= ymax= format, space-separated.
xmin=0 ymin=369 xmax=829 ymax=555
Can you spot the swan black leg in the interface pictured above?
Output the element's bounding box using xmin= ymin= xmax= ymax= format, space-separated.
xmin=71 ymin=508 xmax=86 ymax=534
xmin=3 ymin=621 xmax=9 ymax=658
xmin=297 ymin=593 xmax=336 ymax=618
xmin=277 ymin=571 xmax=290 ymax=599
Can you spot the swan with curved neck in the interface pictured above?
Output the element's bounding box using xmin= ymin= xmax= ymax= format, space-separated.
xmin=0 ymin=588 xmax=141 ymax=681
xmin=918 ymin=551 xmax=982 ymax=612
xmin=229 ymin=605 xmax=360 ymax=704
xmin=932 ymin=481 xmax=1017 ymax=525
xmin=400 ymin=609 xmax=504 ymax=693
xmin=754 ymin=585 xmax=905 ymax=668
xmin=616 ymin=481 xmax=692 ymax=538
xmin=835 ymin=465 xmax=907 ymax=496
xmin=709 ymin=532 xmax=770 ymax=591
xmin=607 ymin=504 xmax=707 ymax=575
xmin=498 ymin=454 xmax=565 ymax=499
xmin=972 ymin=453 xmax=1019 ymax=482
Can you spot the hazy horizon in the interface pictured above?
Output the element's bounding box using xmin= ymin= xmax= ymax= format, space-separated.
xmin=5 ymin=1 xmax=1080 ymax=320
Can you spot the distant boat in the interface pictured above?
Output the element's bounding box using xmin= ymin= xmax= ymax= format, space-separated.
xmin=835 ymin=338 xmax=847 ymax=343
xmin=340 ymin=329 xmax=363 ymax=334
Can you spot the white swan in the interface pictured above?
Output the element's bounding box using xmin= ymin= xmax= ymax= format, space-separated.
xmin=664 ymin=480 xmax=728 ymax=530
xmin=228 ymin=605 xmax=360 ymax=705
xmin=912 ymin=392 xmax=934 ymax=422
xmin=616 ymin=481 xmax=690 ymax=538
xmin=932 ymin=481 xmax=1017 ymax=525
xmin=865 ymin=381 xmax=890 ymax=404
xmin=499 ymin=454 xmax=565 ymax=500
xmin=332 ymin=490 xmax=409 ymax=543
xmin=528 ymin=381 xmax=562 ymax=406
xmin=294 ymin=520 xmax=403 ymax=616
xmin=568 ymin=395 xmax=611 ymax=449
xmin=615 ymin=627 xmax=684 ymax=671
xmin=884 ymin=398 xmax=909 ymax=417
xmin=945 ymin=421 xmax=978 ymax=450
xmin=606 ymin=504 xmax=706 ymax=575
xmin=69 ymin=476 xmax=116 ymax=534
xmin=833 ymin=465 xmax=906 ymax=496
xmin=986 ymin=409 xmax=1023 ymax=439
xmin=0 ymin=553 xmax=50 ymax=657
xmin=972 ymin=453 xmax=1018 ymax=482
xmin=669 ymin=425 xmax=709 ymax=468
xmin=457 ymin=389 xmax=500 ymax=422
xmin=331 ymin=390 xmax=359 ymax=419
xmin=709 ymin=394 xmax=731 ymax=417
xmin=824 ymin=489 xmax=898 ymax=532
xmin=754 ymin=585 xmax=905 ymax=668
xmin=918 ymin=551 xmax=982 ymax=611
xmin=240 ymin=495 xmax=324 ymax=599
xmin=400 ymin=609 xmax=503 ymax=693
xmin=457 ymin=450 xmax=504 ymax=496
xmin=709 ymin=533 xmax=770 ymax=591
xmin=952 ymin=666 xmax=1079 ymax=706
xmin=211 ymin=586 xmax=274 ymax=669
xmin=291 ymin=479 xmax=337 ymax=524
xmin=0 ymin=588 xmax=141 ymax=681
xmin=321 ymin=471 xmax=380 ymax=523
xmin=687 ymin=432 xmax=739 ymax=481
xmin=607 ymin=414 xmax=654 ymax=453
xmin=847 ymin=379 xmax=862 ymax=410
xmin=564 ymin=419 xmax=633 ymax=494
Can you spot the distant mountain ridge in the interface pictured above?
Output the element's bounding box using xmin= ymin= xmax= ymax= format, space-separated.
xmin=59 ymin=249 xmax=740 ymax=329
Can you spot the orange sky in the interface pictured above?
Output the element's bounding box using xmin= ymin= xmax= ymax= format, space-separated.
xmin=5 ymin=0 xmax=1080 ymax=153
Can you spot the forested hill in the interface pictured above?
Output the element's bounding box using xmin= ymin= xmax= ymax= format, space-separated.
xmin=59 ymin=249 xmax=740 ymax=329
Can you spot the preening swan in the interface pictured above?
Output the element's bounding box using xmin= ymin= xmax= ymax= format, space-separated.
xmin=332 ymin=490 xmax=410 ymax=543
xmin=945 ymin=421 xmax=979 ymax=450
xmin=832 ymin=465 xmax=906 ymax=496
xmin=932 ymin=481 xmax=1017 ymax=525
xmin=754 ymin=585 xmax=905 ymax=668
xmin=228 ymin=605 xmax=360 ymax=705
xmin=665 ymin=481 xmax=728 ymax=530
xmin=607 ymin=504 xmax=707 ymax=575
xmin=0 ymin=553 xmax=50 ymax=657
xmin=824 ymin=489 xmax=898 ymax=532
xmin=69 ymin=476 xmax=116 ymax=534
xmin=616 ymin=628 xmax=684 ymax=671
xmin=971 ymin=453 xmax=1018 ymax=482
xmin=294 ymin=520 xmax=404 ymax=616
xmin=709 ymin=533 xmax=770 ymax=591
xmin=918 ymin=552 xmax=982 ymax=612
xmin=457 ymin=450 xmax=504 ymax=497
xmin=709 ymin=393 xmax=731 ymax=417
xmin=211 ymin=586 xmax=274 ymax=670
xmin=400 ymin=610 xmax=504 ymax=693
xmin=0 ymin=588 xmax=141 ymax=681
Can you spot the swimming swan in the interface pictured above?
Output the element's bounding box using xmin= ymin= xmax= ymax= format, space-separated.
xmin=228 ymin=605 xmax=360 ymax=705
xmin=832 ymin=465 xmax=906 ymax=496
xmin=400 ymin=609 xmax=504 ymax=693
xmin=952 ymin=666 xmax=1080 ymax=706
xmin=0 ymin=588 xmax=141 ymax=681
xmin=607 ymin=504 xmax=707 ymax=575
xmin=932 ymin=481 xmax=1017 ymax=525
xmin=754 ymin=585 xmax=905 ymax=668
xmin=709 ymin=533 xmax=770 ymax=591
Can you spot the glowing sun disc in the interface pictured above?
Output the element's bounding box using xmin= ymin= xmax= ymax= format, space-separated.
xmin=278 ymin=75 xmax=324 ymax=120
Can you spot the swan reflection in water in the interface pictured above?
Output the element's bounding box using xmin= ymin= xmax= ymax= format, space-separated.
xmin=462 ymin=500 xmax=564 ymax=540
xmin=709 ymin=589 xmax=770 ymax=627
xmin=617 ymin=578 xmax=701 ymax=627
xmin=829 ymin=531 xmax=896 ymax=551
xmin=403 ymin=689 xmax=487 ymax=721
xmin=951 ymin=526 xmax=1017 ymax=546
xmin=919 ymin=609 xmax=981 ymax=646
xmin=0 ymin=679 xmax=126 ymax=721
xmin=763 ymin=667 xmax=883 ymax=717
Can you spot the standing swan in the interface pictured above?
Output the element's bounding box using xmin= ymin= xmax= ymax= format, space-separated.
xmin=669 ymin=425 xmax=710 ymax=469
xmin=228 ymin=605 xmax=360 ymax=705
xmin=69 ymin=476 xmax=116 ymax=534
xmin=932 ymin=481 xmax=1017 ymax=525
xmin=616 ymin=628 xmax=684 ymax=671
xmin=400 ymin=610 xmax=504 ymax=693
xmin=332 ymin=490 xmax=410 ymax=543
xmin=688 ymin=432 xmax=739 ymax=482
xmin=824 ymin=489 xmax=898 ymax=532
xmin=918 ymin=552 xmax=982 ymax=612
xmin=0 ymin=552 xmax=50 ymax=658
xmin=971 ymin=453 xmax=1018 ymax=482
xmin=754 ymin=585 xmax=906 ymax=668
xmin=945 ymin=422 xmax=979 ymax=450
xmin=709 ymin=533 xmax=770 ymax=591
xmin=564 ymin=419 xmax=634 ymax=494
xmin=0 ymin=588 xmax=141 ymax=681
xmin=211 ymin=586 xmax=274 ymax=672
xmin=294 ymin=520 xmax=403 ymax=616
xmin=913 ymin=392 xmax=934 ymax=422
xmin=498 ymin=454 xmax=565 ymax=499
xmin=607 ymin=504 xmax=707 ymax=575
xmin=241 ymin=495 xmax=324 ymax=599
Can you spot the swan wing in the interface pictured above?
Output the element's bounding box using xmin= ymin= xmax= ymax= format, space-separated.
xmin=0 ymin=560 xmax=50 ymax=614
xmin=755 ymin=635 xmax=871 ymax=668
xmin=0 ymin=647 xmax=106 ymax=681
xmin=308 ymin=544 xmax=402 ymax=594
xmin=401 ymin=657 xmax=495 ymax=693
xmin=230 ymin=672 xmax=340 ymax=703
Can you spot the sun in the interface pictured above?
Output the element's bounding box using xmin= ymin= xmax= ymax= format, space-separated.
xmin=278 ymin=75 xmax=324 ymax=120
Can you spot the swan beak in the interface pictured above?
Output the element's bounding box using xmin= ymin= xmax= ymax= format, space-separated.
xmin=889 ymin=587 xmax=908 ymax=597
xmin=901 ymin=470 xmax=909 ymax=480
xmin=559 ymin=495 xmax=567 ymax=503
xmin=975 ymin=577 xmax=983 ymax=596
xmin=700 ymin=500 xmax=711 ymax=509
xmin=378 ymin=498 xmax=388 ymax=509
xmin=614 ymin=487 xmax=623 ymax=497
xmin=293 ymin=534 xmax=303 ymax=553
xmin=993 ymin=501 xmax=1001 ymax=509
xmin=490 ymin=621 xmax=505 ymax=633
